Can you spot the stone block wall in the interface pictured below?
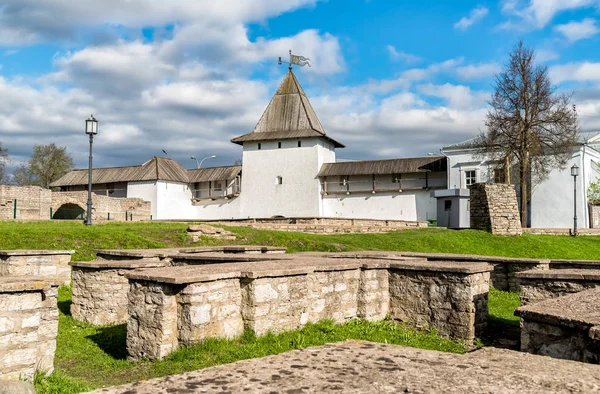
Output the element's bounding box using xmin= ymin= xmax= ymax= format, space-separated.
xmin=0 ymin=185 xmax=52 ymax=221
xmin=388 ymin=270 xmax=489 ymax=339
xmin=0 ymin=251 xmax=73 ymax=286
xmin=124 ymin=259 xmax=492 ymax=360
xmin=516 ymin=269 xmax=600 ymax=305
xmin=126 ymin=281 xmax=179 ymax=360
xmin=469 ymin=183 xmax=522 ymax=235
xmin=71 ymin=267 xmax=130 ymax=325
xmin=52 ymin=192 xmax=151 ymax=222
xmin=178 ymin=279 xmax=244 ymax=344
xmin=0 ymin=281 xmax=59 ymax=380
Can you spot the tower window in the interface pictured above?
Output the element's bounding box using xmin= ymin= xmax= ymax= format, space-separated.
xmin=276 ymin=176 xmax=283 ymax=185
xmin=278 ymin=142 xmax=282 ymax=149
xmin=258 ymin=143 xmax=261 ymax=150
xmin=298 ymin=141 xmax=301 ymax=147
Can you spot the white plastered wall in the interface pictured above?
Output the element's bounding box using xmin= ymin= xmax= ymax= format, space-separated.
xmin=127 ymin=181 xmax=158 ymax=218
xmin=240 ymin=138 xmax=335 ymax=218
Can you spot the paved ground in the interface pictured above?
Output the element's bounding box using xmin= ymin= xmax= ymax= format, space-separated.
xmin=88 ymin=340 xmax=600 ymax=393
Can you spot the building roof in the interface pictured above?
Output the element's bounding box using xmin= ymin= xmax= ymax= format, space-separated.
xmin=317 ymin=156 xmax=447 ymax=177
xmin=188 ymin=166 xmax=242 ymax=183
xmin=50 ymin=156 xmax=191 ymax=187
xmin=231 ymin=70 xmax=345 ymax=148
xmin=442 ymin=131 xmax=600 ymax=152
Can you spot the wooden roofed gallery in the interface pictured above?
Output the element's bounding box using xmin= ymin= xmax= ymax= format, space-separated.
xmin=51 ymin=69 xmax=448 ymax=222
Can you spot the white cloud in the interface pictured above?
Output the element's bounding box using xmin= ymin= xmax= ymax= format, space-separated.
xmin=555 ymin=18 xmax=599 ymax=42
xmin=501 ymin=0 xmax=599 ymax=29
xmin=456 ymin=63 xmax=501 ymax=80
xmin=536 ymin=49 xmax=560 ymax=62
xmin=401 ymin=57 xmax=464 ymax=81
xmin=417 ymin=83 xmax=489 ymax=109
xmin=550 ymin=62 xmax=600 ymax=83
xmin=386 ymin=45 xmax=422 ymax=64
xmin=454 ymin=6 xmax=489 ymax=30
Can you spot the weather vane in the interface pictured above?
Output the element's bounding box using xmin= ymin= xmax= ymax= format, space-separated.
xmin=278 ymin=50 xmax=311 ymax=70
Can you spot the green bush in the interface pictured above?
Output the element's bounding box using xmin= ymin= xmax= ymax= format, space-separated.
xmin=588 ymin=177 xmax=600 ymax=205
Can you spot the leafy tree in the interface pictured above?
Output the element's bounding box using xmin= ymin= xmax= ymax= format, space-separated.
xmin=14 ymin=143 xmax=75 ymax=188
xmin=477 ymin=41 xmax=578 ymax=227
xmin=0 ymin=142 xmax=7 ymax=184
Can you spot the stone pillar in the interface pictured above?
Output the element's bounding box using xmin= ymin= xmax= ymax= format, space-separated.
xmin=0 ymin=250 xmax=73 ymax=285
xmin=126 ymin=280 xmax=179 ymax=360
xmin=469 ymin=183 xmax=522 ymax=235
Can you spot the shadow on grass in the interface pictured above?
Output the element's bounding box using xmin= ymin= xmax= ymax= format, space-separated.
xmin=86 ymin=324 xmax=128 ymax=360
xmin=481 ymin=315 xmax=520 ymax=350
xmin=58 ymin=299 xmax=72 ymax=316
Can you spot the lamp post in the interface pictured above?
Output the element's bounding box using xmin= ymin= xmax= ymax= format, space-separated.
xmin=198 ymin=155 xmax=216 ymax=168
xmin=571 ymin=164 xmax=579 ymax=236
xmin=85 ymin=115 xmax=98 ymax=225
xmin=190 ymin=156 xmax=199 ymax=169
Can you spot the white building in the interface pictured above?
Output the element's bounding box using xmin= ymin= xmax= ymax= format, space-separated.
xmin=51 ymin=70 xmax=447 ymax=222
xmin=441 ymin=132 xmax=600 ymax=228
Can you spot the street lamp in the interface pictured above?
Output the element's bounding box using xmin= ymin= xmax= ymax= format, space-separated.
xmin=85 ymin=115 xmax=98 ymax=226
xmin=571 ymin=164 xmax=579 ymax=236
xmin=190 ymin=156 xmax=199 ymax=168
xmin=197 ymin=155 xmax=216 ymax=169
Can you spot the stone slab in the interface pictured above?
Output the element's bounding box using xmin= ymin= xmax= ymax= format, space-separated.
xmin=0 ymin=276 xmax=63 ymax=293
xmin=70 ymin=259 xmax=168 ymax=269
xmin=88 ymin=340 xmax=600 ymax=394
xmin=388 ymin=260 xmax=493 ymax=274
xmin=170 ymin=253 xmax=292 ymax=263
xmin=96 ymin=246 xmax=287 ymax=260
xmin=516 ymin=268 xmax=600 ymax=280
xmin=515 ymin=287 xmax=600 ymax=330
xmin=0 ymin=250 xmax=74 ymax=256
xmin=400 ymin=251 xmax=549 ymax=264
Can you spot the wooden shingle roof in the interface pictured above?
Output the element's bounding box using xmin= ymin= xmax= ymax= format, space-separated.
xmin=317 ymin=156 xmax=447 ymax=177
xmin=231 ymin=70 xmax=344 ymax=148
xmin=188 ymin=166 xmax=242 ymax=183
xmin=51 ymin=157 xmax=190 ymax=187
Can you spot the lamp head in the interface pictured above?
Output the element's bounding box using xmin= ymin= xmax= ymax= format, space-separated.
xmin=571 ymin=164 xmax=580 ymax=177
xmin=85 ymin=115 xmax=98 ymax=135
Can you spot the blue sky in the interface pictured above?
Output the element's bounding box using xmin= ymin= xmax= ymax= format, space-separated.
xmin=1 ymin=0 xmax=600 ymax=173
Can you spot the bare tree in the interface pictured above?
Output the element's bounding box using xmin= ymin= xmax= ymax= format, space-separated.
xmin=477 ymin=41 xmax=577 ymax=227
xmin=14 ymin=143 xmax=75 ymax=188
xmin=0 ymin=142 xmax=7 ymax=184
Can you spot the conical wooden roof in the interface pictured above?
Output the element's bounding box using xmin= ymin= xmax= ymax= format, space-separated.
xmin=231 ymin=70 xmax=344 ymax=148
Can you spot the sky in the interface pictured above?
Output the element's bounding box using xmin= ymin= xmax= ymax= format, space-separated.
xmin=1 ymin=0 xmax=600 ymax=174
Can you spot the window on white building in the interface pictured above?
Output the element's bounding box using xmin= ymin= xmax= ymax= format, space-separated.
xmin=465 ymin=170 xmax=476 ymax=186
xmin=276 ymin=176 xmax=283 ymax=185
xmin=213 ymin=181 xmax=223 ymax=192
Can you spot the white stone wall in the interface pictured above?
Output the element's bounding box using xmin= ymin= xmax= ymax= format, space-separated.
xmin=0 ymin=253 xmax=71 ymax=286
xmin=0 ymin=287 xmax=58 ymax=380
xmin=127 ymin=181 xmax=158 ymax=218
xmin=71 ymin=268 xmax=129 ymax=325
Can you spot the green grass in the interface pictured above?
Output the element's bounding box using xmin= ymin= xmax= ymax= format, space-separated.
xmin=488 ymin=288 xmax=520 ymax=327
xmin=1 ymin=221 xmax=600 ymax=260
xmin=35 ymin=286 xmax=470 ymax=393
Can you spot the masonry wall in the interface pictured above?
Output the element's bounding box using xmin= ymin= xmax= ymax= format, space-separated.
xmin=52 ymin=191 xmax=151 ymax=221
xmin=0 ymin=252 xmax=72 ymax=286
xmin=125 ymin=262 xmax=491 ymax=360
xmin=0 ymin=286 xmax=59 ymax=380
xmin=0 ymin=185 xmax=52 ymax=220
xmin=469 ymin=183 xmax=522 ymax=235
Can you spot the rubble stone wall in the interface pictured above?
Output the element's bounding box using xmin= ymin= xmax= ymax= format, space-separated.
xmin=518 ymin=278 xmax=600 ymax=305
xmin=0 ymin=185 xmax=52 ymax=221
xmin=71 ymin=267 xmax=129 ymax=325
xmin=388 ymin=270 xmax=489 ymax=339
xmin=52 ymin=192 xmax=151 ymax=222
xmin=0 ymin=286 xmax=59 ymax=380
xmin=520 ymin=320 xmax=599 ymax=363
xmin=469 ymin=183 xmax=522 ymax=235
xmin=125 ymin=262 xmax=491 ymax=360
